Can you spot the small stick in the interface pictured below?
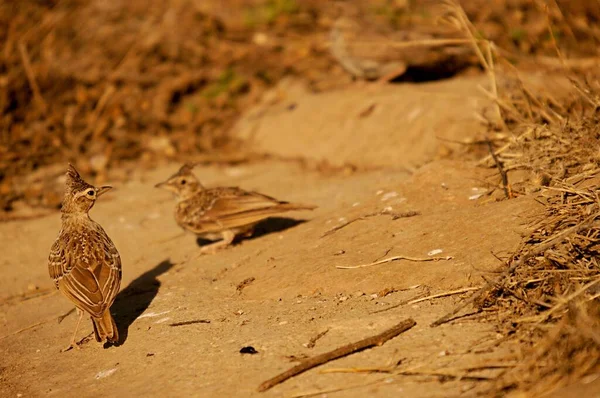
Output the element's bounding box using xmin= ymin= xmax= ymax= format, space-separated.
xmin=257 ymin=318 xmax=416 ymax=392
xmin=407 ymin=287 xmax=482 ymax=305
xmin=396 ymin=369 xmax=494 ymax=381
xmin=350 ymin=38 xmax=484 ymax=50
xmin=321 ymin=210 xmax=418 ymax=238
xmin=236 ymin=277 xmax=256 ymax=294
xmin=371 ymin=291 xmax=428 ymax=314
xmin=169 ymin=319 xmax=211 ymax=327
xmin=0 ymin=288 xmax=57 ymax=306
xmin=305 ymin=329 xmax=330 ymax=349
xmin=321 ymin=212 xmax=378 ymax=238
xmin=0 ymin=312 xmax=67 ymax=340
xmin=338 ymin=255 xmax=453 ymax=270
xmin=289 ymin=377 xmax=390 ymax=398
xmin=322 ymin=367 xmax=495 ymax=380
xmin=320 ymin=367 xmax=393 ymax=374
xmin=17 ymin=41 xmax=47 ymax=113
xmin=486 ymin=140 xmax=511 ymax=199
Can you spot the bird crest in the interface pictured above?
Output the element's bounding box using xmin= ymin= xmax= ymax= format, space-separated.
xmin=65 ymin=163 xmax=93 ymax=194
xmin=177 ymin=163 xmax=196 ymax=176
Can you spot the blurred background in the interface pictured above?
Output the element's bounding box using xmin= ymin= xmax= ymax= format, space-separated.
xmin=1 ymin=0 xmax=599 ymax=217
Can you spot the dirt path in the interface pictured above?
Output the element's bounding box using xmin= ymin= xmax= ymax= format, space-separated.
xmin=0 ymin=78 xmax=542 ymax=397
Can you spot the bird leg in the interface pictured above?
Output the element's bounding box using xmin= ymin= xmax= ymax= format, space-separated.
xmin=61 ymin=308 xmax=84 ymax=352
xmin=199 ymin=230 xmax=236 ymax=254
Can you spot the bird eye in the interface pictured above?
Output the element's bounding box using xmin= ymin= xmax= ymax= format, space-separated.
xmin=180 ymin=179 xmax=186 ymax=185
xmin=87 ymin=190 xmax=95 ymax=196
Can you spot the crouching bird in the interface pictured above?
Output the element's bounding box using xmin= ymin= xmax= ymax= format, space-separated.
xmin=155 ymin=163 xmax=317 ymax=254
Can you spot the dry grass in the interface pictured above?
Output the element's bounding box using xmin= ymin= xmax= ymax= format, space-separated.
xmin=427 ymin=1 xmax=600 ymax=395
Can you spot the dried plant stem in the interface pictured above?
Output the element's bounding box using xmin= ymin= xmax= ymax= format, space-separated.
xmin=18 ymin=41 xmax=47 ymax=113
xmin=0 ymin=312 xmax=65 ymax=340
xmin=515 ymin=277 xmax=600 ymax=323
xmin=486 ymin=140 xmax=511 ymax=199
xmin=257 ymin=318 xmax=416 ymax=392
xmin=476 ymin=127 xmax=534 ymax=166
xmin=443 ymin=1 xmax=505 ymax=129
xmin=289 ymin=377 xmax=390 ymax=398
xmin=321 ymin=212 xmax=378 ymax=238
xmin=407 ymin=286 xmax=482 ymax=305
xmin=338 ymin=255 xmax=453 ymax=270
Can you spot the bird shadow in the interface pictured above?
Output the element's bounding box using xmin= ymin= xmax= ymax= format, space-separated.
xmin=111 ymin=259 xmax=175 ymax=346
xmin=195 ymin=217 xmax=307 ymax=247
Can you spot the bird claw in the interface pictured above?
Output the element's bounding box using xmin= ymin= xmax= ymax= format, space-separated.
xmin=199 ymin=245 xmax=223 ymax=255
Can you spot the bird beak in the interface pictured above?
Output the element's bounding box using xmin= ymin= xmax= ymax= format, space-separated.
xmin=96 ymin=186 xmax=113 ymax=197
xmin=155 ymin=181 xmax=166 ymax=189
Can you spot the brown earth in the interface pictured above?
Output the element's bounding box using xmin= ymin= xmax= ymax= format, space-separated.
xmin=1 ymin=77 xmax=545 ymax=397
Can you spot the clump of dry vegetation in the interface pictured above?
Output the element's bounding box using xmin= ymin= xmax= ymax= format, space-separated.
xmin=481 ymin=106 xmax=600 ymax=394
xmin=448 ymin=10 xmax=600 ymax=397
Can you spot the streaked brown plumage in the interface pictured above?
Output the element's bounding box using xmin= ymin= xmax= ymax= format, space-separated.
xmin=48 ymin=164 xmax=121 ymax=350
xmin=155 ymin=163 xmax=317 ymax=254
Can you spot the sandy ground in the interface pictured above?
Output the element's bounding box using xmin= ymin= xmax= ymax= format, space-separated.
xmin=1 ymin=78 xmax=543 ymax=397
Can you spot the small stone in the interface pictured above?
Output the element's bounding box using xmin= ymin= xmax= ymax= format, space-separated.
xmin=381 ymin=192 xmax=399 ymax=201
xmin=252 ymin=32 xmax=269 ymax=46
xmin=240 ymin=346 xmax=258 ymax=355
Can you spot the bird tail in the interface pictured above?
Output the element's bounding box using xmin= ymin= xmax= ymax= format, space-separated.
xmin=92 ymin=310 xmax=119 ymax=344
xmin=276 ymin=202 xmax=317 ymax=212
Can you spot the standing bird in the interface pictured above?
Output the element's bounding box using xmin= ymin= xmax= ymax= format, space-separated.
xmin=48 ymin=164 xmax=121 ymax=351
xmin=155 ymin=164 xmax=317 ymax=254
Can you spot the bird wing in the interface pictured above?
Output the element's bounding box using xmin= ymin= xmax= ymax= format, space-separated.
xmin=48 ymin=228 xmax=121 ymax=317
xmin=184 ymin=188 xmax=285 ymax=233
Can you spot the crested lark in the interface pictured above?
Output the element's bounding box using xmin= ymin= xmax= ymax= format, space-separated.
xmin=48 ymin=164 xmax=121 ymax=351
xmin=155 ymin=164 xmax=317 ymax=254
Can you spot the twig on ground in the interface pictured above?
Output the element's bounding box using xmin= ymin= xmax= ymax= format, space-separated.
xmin=289 ymin=377 xmax=391 ymax=398
xmin=236 ymin=277 xmax=256 ymax=294
xmin=322 ymin=366 xmax=496 ymax=380
xmin=321 ymin=212 xmax=378 ymax=238
xmin=338 ymin=255 xmax=453 ymax=270
xmin=297 ymin=363 xmax=500 ymax=397
xmin=169 ymin=319 xmax=211 ymax=327
xmin=486 ymin=140 xmax=511 ymax=199
xmin=407 ymin=287 xmax=483 ymax=305
xmin=305 ymin=329 xmax=330 ymax=349
xmin=371 ymin=291 xmax=429 ymax=314
xmin=0 ymin=288 xmax=57 ymax=306
xmin=320 ymin=367 xmax=394 ymax=374
xmin=321 ymin=210 xmax=420 ymax=238
xmin=257 ymin=318 xmax=416 ymax=392
xmin=0 ymin=311 xmax=70 ymax=340
xmin=397 ymin=369 xmax=495 ymax=381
